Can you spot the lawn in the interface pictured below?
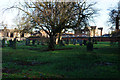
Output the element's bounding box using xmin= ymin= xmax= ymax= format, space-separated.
xmin=2 ymin=42 xmax=120 ymax=78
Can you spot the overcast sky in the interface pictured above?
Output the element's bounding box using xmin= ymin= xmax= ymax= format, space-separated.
xmin=0 ymin=0 xmax=119 ymax=34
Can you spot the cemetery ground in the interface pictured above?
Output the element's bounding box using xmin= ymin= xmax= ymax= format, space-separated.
xmin=2 ymin=42 xmax=120 ymax=78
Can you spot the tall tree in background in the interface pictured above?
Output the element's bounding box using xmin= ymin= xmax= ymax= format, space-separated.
xmin=108 ymin=1 xmax=120 ymax=31
xmin=6 ymin=0 xmax=97 ymax=50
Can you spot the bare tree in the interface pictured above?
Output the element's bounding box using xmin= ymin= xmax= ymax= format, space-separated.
xmin=5 ymin=0 xmax=98 ymax=50
xmin=108 ymin=1 xmax=120 ymax=31
xmin=0 ymin=21 xmax=8 ymax=38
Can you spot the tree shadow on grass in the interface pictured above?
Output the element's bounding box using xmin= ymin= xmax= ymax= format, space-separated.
xmin=12 ymin=60 xmax=51 ymax=66
xmin=2 ymin=67 xmax=21 ymax=74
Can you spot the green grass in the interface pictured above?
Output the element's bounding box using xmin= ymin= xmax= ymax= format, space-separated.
xmin=2 ymin=42 xmax=120 ymax=78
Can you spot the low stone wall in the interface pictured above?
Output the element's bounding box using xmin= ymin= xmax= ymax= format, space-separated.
xmin=62 ymin=37 xmax=120 ymax=42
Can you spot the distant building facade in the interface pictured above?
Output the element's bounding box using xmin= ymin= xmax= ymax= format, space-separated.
xmin=62 ymin=26 xmax=100 ymax=37
xmin=0 ymin=27 xmax=48 ymax=40
xmin=0 ymin=26 xmax=102 ymax=41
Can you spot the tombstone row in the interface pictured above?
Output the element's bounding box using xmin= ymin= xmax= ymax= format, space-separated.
xmin=63 ymin=39 xmax=97 ymax=46
xmin=1 ymin=38 xmax=17 ymax=49
xmin=25 ymin=39 xmax=45 ymax=46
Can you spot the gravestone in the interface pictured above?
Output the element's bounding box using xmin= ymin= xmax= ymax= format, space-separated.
xmin=92 ymin=39 xmax=95 ymax=44
xmin=32 ymin=40 xmax=36 ymax=45
xmin=13 ymin=38 xmax=16 ymax=49
xmin=110 ymin=40 xmax=115 ymax=46
xmin=0 ymin=40 xmax=2 ymax=47
xmin=9 ymin=39 xmax=13 ymax=47
xmin=79 ymin=39 xmax=83 ymax=46
xmin=59 ymin=40 xmax=65 ymax=46
xmin=73 ymin=39 xmax=76 ymax=45
xmin=77 ymin=39 xmax=79 ymax=44
xmin=83 ymin=40 xmax=87 ymax=45
xmin=118 ymin=41 xmax=120 ymax=49
xmin=66 ymin=39 xmax=69 ymax=45
xmin=41 ymin=41 xmax=44 ymax=45
xmin=2 ymin=38 xmax=5 ymax=47
xmin=70 ymin=39 xmax=73 ymax=44
xmin=17 ymin=41 xmax=26 ymax=46
xmin=26 ymin=39 xmax=30 ymax=46
xmin=87 ymin=37 xmax=93 ymax=51
xmin=5 ymin=40 xmax=7 ymax=45
xmin=37 ymin=40 xmax=40 ymax=45
xmin=95 ymin=40 xmax=97 ymax=44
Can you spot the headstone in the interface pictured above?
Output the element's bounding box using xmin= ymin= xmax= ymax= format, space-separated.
xmin=95 ymin=40 xmax=97 ymax=44
xmin=110 ymin=40 xmax=114 ymax=46
xmin=26 ymin=39 xmax=30 ymax=46
xmin=92 ymin=39 xmax=95 ymax=44
xmin=83 ymin=40 xmax=87 ymax=45
xmin=37 ymin=40 xmax=40 ymax=45
xmin=0 ymin=40 xmax=2 ymax=47
xmin=2 ymin=38 xmax=5 ymax=47
xmin=41 ymin=41 xmax=44 ymax=45
xmin=87 ymin=37 xmax=93 ymax=51
xmin=87 ymin=42 xmax=93 ymax=51
xmin=32 ymin=40 xmax=35 ymax=46
xmin=13 ymin=38 xmax=16 ymax=49
xmin=77 ymin=39 xmax=79 ymax=44
xmin=59 ymin=40 xmax=65 ymax=46
xmin=17 ymin=41 xmax=26 ymax=46
xmin=66 ymin=39 xmax=69 ymax=45
xmin=5 ymin=40 xmax=7 ymax=45
xmin=9 ymin=39 xmax=13 ymax=47
xmin=79 ymin=39 xmax=83 ymax=46
xmin=118 ymin=42 xmax=120 ymax=49
xmin=70 ymin=39 xmax=73 ymax=44
xmin=73 ymin=39 xmax=76 ymax=45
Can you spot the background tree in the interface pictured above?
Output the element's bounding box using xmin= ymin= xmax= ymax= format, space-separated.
xmin=0 ymin=21 xmax=8 ymax=38
xmin=6 ymin=1 xmax=98 ymax=50
xmin=13 ymin=16 xmax=35 ymax=40
xmin=108 ymin=1 xmax=120 ymax=31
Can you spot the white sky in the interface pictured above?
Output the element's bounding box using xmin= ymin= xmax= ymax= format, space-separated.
xmin=0 ymin=0 xmax=119 ymax=34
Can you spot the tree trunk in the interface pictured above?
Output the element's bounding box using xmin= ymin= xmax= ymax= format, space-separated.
xmin=58 ymin=33 xmax=61 ymax=44
xmin=116 ymin=15 xmax=119 ymax=31
xmin=48 ymin=35 xmax=55 ymax=50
